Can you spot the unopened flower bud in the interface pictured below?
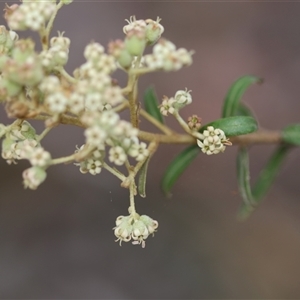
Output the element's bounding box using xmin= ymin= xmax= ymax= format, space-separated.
xmin=108 ymin=40 xmax=133 ymax=69
xmin=50 ymin=32 xmax=70 ymax=51
xmin=125 ymin=29 xmax=146 ymax=57
xmin=173 ymin=88 xmax=192 ymax=109
xmin=145 ymin=17 xmax=164 ymax=45
xmin=23 ymin=166 xmax=47 ymax=190
xmin=187 ymin=115 xmax=202 ymax=130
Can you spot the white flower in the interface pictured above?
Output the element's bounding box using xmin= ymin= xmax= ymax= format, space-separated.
xmin=145 ymin=39 xmax=193 ymax=71
xmin=25 ymin=10 xmax=44 ymax=31
xmin=123 ymin=16 xmax=147 ymax=34
xmin=102 ymin=86 xmax=123 ymax=106
xmin=69 ymin=92 xmax=85 ymax=114
xmin=39 ymin=76 xmax=60 ymax=94
xmin=174 ymin=88 xmax=192 ymax=108
xmin=15 ymin=139 xmax=39 ymax=159
xmin=84 ymin=42 xmax=105 ymax=61
xmin=196 ymin=126 xmax=232 ymax=155
xmin=46 ymin=92 xmax=68 ymax=113
xmin=29 ymin=147 xmax=51 ymax=167
xmin=85 ymin=92 xmax=102 ymax=111
xmin=86 ymin=158 xmax=102 ymax=175
xmin=111 ymin=120 xmax=138 ymax=139
xmin=113 ymin=213 xmax=158 ymax=248
xmin=95 ymin=54 xmax=116 ymax=74
xmin=144 ymin=53 xmax=164 ymax=69
xmin=159 ymin=96 xmax=176 ymax=116
xmin=23 ymin=166 xmax=47 ymax=190
xmin=99 ymin=111 xmax=120 ymax=128
xmin=84 ymin=125 xmax=107 ymax=147
xmin=109 ymin=146 xmax=127 ymax=166
xmin=128 ymin=142 xmax=149 ymax=161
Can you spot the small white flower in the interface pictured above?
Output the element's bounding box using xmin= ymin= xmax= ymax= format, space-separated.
xmin=99 ymin=111 xmax=120 ymax=128
xmin=84 ymin=42 xmax=105 ymax=61
xmin=144 ymin=53 xmax=164 ymax=69
xmin=159 ymin=96 xmax=176 ymax=116
xmin=25 ymin=10 xmax=44 ymax=31
xmin=102 ymin=86 xmax=123 ymax=106
xmin=109 ymin=146 xmax=127 ymax=166
xmin=123 ymin=16 xmax=147 ymax=34
xmin=69 ymin=93 xmax=85 ymax=114
xmin=23 ymin=166 xmax=47 ymax=190
xmin=39 ymin=76 xmax=60 ymax=94
xmin=128 ymin=142 xmax=149 ymax=161
xmin=46 ymin=92 xmax=68 ymax=113
xmin=29 ymin=147 xmax=51 ymax=167
xmin=85 ymin=92 xmax=102 ymax=111
xmin=84 ymin=125 xmax=107 ymax=147
xmin=86 ymin=158 xmax=102 ymax=175
xmin=111 ymin=120 xmax=138 ymax=139
xmin=15 ymin=139 xmax=39 ymax=159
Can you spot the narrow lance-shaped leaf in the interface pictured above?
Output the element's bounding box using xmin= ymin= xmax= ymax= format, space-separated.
xmin=237 ymin=144 xmax=291 ymax=220
xmin=144 ymin=87 xmax=164 ymax=124
xmin=222 ymin=75 xmax=262 ymax=118
xmin=138 ymin=157 xmax=150 ymax=198
xmin=235 ymin=103 xmax=255 ymax=118
xmin=282 ymin=124 xmax=300 ymax=146
xmin=236 ymin=147 xmax=255 ymax=207
xmin=162 ymin=145 xmax=199 ymax=196
xmin=200 ymin=116 xmax=258 ymax=137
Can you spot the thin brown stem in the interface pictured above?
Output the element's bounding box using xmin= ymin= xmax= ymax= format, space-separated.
xmin=140 ymin=109 xmax=174 ymax=135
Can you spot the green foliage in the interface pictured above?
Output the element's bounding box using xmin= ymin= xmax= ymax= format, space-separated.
xmin=237 ymin=145 xmax=291 ymax=220
xmin=144 ymin=87 xmax=164 ymax=124
xmin=222 ymin=75 xmax=262 ymax=118
xmin=282 ymin=124 xmax=300 ymax=146
xmin=200 ymin=116 xmax=258 ymax=137
xmin=138 ymin=157 xmax=150 ymax=198
xmin=161 ymin=145 xmax=199 ymax=195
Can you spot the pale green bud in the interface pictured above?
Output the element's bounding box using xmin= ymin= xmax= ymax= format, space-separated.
xmin=0 ymin=78 xmax=22 ymax=97
xmin=145 ymin=18 xmax=164 ymax=45
xmin=125 ymin=29 xmax=146 ymax=57
xmin=62 ymin=0 xmax=74 ymax=4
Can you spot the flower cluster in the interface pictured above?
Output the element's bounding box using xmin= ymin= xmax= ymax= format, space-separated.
xmin=78 ymin=111 xmax=149 ymax=168
xmin=23 ymin=166 xmax=47 ymax=190
xmin=196 ymin=126 xmax=232 ymax=155
xmin=0 ymin=25 xmax=18 ymax=55
xmin=0 ymin=39 xmax=44 ymax=106
xmin=0 ymin=0 xmax=237 ymax=249
xmin=113 ymin=213 xmax=158 ymax=248
xmin=40 ymin=32 xmax=70 ymax=70
xmin=75 ymin=146 xmax=104 ymax=175
xmin=6 ymin=1 xmax=56 ymax=31
xmin=1 ymin=121 xmax=39 ymax=164
xmin=160 ymin=89 xmax=192 ymax=116
xmin=144 ymin=39 xmax=193 ymax=71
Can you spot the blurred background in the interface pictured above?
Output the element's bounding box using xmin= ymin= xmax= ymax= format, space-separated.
xmin=1 ymin=0 xmax=300 ymax=298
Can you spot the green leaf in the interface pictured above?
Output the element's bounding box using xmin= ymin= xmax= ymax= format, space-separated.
xmin=162 ymin=145 xmax=199 ymax=195
xmin=222 ymin=75 xmax=262 ymax=118
xmin=235 ymin=103 xmax=255 ymax=118
xmin=144 ymin=87 xmax=164 ymax=124
xmin=282 ymin=124 xmax=300 ymax=146
xmin=200 ymin=116 xmax=258 ymax=137
xmin=236 ymin=147 xmax=255 ymax=207
xmin=138 ymin=157 xmax=150 ymax=198
xmin=237 ymin=144 xmax=290 ymax=220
